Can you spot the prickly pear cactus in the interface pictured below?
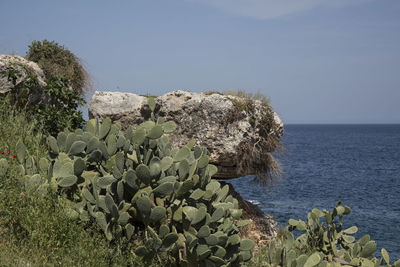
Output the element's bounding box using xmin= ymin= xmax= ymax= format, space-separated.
xmin=0 ymin=158 xmax=9 ymax=176
xmin=255 ymin=202 xmax=400 ymax=267
xmin=17 ymin=99 xmax=256 ymax=266
xmin=14 ymin=139 xmax=51 ymax=197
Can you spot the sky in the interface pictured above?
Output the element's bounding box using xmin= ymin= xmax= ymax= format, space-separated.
xmin=1 ymin=0 xmax=399 ymax=124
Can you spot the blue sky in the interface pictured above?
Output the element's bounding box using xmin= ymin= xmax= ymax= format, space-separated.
xmin=1 ymin=0 xmax=399 ymax=123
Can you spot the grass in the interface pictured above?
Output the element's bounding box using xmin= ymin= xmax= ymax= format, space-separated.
xmin=0 ymin=97 xmax=167 ymax=266
xmin=203 ymin=89 xmax=271 ymax=105
xmin=0 ymin=179 xmax=137 ymax=266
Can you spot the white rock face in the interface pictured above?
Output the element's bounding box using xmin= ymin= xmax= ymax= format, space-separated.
xmin=89 ymin=91 xmax=147 ymax=116
xmin=89 ymin=90 xmax=284 ymax=179
xmin=0 ymin=55 xmax=46 ymax=94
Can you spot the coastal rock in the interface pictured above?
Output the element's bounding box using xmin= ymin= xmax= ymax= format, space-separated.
xmin=0 ymin=54 xmax=46 ymax=94
xmin=89 ymin=90 xmax=283 ymax=179
xmin=220 ymin=181 xmax=277 ymax=245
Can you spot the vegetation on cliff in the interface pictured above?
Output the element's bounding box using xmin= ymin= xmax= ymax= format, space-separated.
xmin=26 ymin=39 xmax=91 ymax=95
xmin=0 ymin=41 xmax=399 ymax=266
xmin=1 ymin=95 xmax=399 ymax=266
xmin=2 ymin=40 xmax=87 ymax=136
xmin=204 ymin=89 xmax=282 ymax=183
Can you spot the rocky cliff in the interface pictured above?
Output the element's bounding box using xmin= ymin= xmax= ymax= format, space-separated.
xmin=89 ymin=90 xmax=283 ymax=180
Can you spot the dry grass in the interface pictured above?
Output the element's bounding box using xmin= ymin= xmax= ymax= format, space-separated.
xmin=223 ymin=89 xmax=271 ymax=106
xmin=236 ymin=140 xmax=282 ymax=184
xmin=204 ymin=89 xmax=271 ymax=105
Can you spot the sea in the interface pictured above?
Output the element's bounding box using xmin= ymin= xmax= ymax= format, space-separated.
xmin=228 ymin=124 xmax=400 ymax=260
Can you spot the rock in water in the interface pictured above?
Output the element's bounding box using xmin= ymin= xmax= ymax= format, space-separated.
xmin=89 ymin=90 xmax=284 ymax=179
xmin=0 ymin=55 xmax=46 ymax=94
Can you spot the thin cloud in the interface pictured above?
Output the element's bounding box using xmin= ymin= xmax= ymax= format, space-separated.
xmin=188 ymin=0 xmax=373 ymax=19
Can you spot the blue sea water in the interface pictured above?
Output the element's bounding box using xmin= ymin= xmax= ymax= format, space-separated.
xmin=228 ymin=124 xmax=400 ymax=260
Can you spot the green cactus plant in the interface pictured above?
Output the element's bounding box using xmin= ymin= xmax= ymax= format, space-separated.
xmin=16 ymin=139 xmax=26 ymax=164
xmin=0 ymin=158 xmax=8 ymax=176
xmin=14 ymin=97 xmax=256 ymax=266
xmin=252 ymin=202 xmax=400 ymax=267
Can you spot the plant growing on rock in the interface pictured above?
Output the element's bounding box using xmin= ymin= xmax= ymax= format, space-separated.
xmin=2 ymin=53 xmax=86 ymax=136
xmin=2 ymin=73 xmax=85 ymax=136
xmin=26 ymin=40 xmax=91 ymax=95
xmin=15 ymin=100 xmax=256 ymax=266
xmin=225 ymin=91 xmax=281 ymax=184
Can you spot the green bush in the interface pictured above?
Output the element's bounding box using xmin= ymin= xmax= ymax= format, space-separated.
xmin=24 ymin=40 xmax=88 ymax=135
xmin=26 ymin=39 xmax=91 ymax=95
xmin=2 ymin=56 xmax=86 ymax=136
xmin=15 ymin=100 xmax=256 ymax=266
xmin=2 ymin=75 xmax=85 ymax=137
xmin=35 ymin=76 xmax=85 ymax=136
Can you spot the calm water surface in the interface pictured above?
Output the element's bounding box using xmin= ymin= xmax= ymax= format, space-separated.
xmin=228 ymin=124 xmax=400 ymax=259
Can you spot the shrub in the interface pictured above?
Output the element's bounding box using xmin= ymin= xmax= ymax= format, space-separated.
xmin=2 ymin=78 xmax=85 ymax=137
xmin=26 ymin=40 xmax=91 ymax=95
xmin=35 ymin=76 xmax=85 ymax=136
xmin=14 ymin=100 xmax=256 ymax=266
xmin=2 ymin=59 xmax=86 ymax=136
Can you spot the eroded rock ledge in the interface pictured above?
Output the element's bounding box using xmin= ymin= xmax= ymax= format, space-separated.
xmin=89 ymin=90 xmax=283 ymax=179
xmin=219 ymin=182 xmax=277 ymax=246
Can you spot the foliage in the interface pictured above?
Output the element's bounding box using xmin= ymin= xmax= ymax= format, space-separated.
xmin=4 ymin=67 xmax=42 ymax=109
xmin=2 ymin=66 xmax=85 ymax=136
xmin=0 ymin=97 xmax=47 ymax=157
xmin=0 ymin=100 xmax=158 ymax=266
xmin=250 ymin=202 xmax=400 ymax=267
xmin=0 ymin=172 xmax=143 ymax=266
xmin=35 ymin=75 xmax=85 ymax=136
xmin=14 ymin=100 xmax=256 ymax=266
xmin=26 ymin=39 xmax=91 ymax=95
xmin=4 ymin=84 xmax=398 ymax=266
xmin=3 ymin=68 xmax=19 ymax=85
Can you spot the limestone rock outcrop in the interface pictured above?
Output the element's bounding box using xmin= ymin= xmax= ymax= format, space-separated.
xmin=219 ymin=181 xmax=277 ymax=245
xmin=0 ymin=55 xmax=46 ymax=94
xmin=89 ymin=90 xmax=283 ymax=179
